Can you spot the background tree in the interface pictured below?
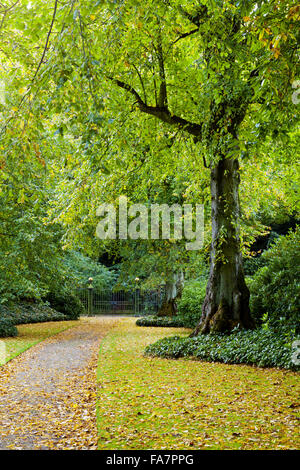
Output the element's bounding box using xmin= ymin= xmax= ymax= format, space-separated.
xmin=0 ymin=0 xmax=298 ymax=334
xmin=63 ymin=0 xmax=298 ymax=332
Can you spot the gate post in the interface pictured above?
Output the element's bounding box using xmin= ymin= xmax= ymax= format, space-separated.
xmin=87 ymin=277 xmax=94 ymax=316
xmin=134 ymin=288 xmax=140 ymax=315
xmin=134 ymin=277 xmax=140 ymax=315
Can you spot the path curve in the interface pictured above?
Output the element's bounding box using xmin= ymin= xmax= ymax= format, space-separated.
xmin=0 ymin=317 xmax=119 ymax=450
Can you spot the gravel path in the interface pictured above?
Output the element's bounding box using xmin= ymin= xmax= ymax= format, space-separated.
xmin=0 ymin=317 xmax=119 ymax=450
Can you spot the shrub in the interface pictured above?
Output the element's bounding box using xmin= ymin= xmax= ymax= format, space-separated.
xmin=0 ymin=318 xmax=18 ymax=337
xmin=136 ymin=315 xmax=185 ymax=327
xmin=244 ymin=255 xmax=266 ymax=276
xmin=0 ymin=302 xmax=67 ymax=325
xmin=145 ymin=328 xmax=300 ymax=370
xmin=248 ymin=227 xmax=300 ymax=332
xmin=176 ymin=279 xmax=207 ymax=328
xmin=44 ymin=291 xmax=83 ymax=320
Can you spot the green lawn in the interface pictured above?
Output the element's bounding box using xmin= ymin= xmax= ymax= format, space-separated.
xmin=0 ymin=320 xmax=79 ymax=365
xmin=97 ymin=318 xmax=300 ymax=450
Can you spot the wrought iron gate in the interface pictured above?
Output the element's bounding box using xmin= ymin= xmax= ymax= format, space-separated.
xmin=77 ymin=288 xmax=164 ymax=316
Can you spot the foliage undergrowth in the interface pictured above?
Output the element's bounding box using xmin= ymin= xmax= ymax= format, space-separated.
xmin=145 ymin=327 xmax=300 ymax=370
xmin=247 ymin=227 xmax=300 ymax=332
xmin=44 ymin=292 xmax=83 ymax=320
xmin=0 ymin=302 xmax=68 ymax=328
xmin=176 ymin=279 xmax=207 ymax=328
xmin=0 ymin=318 xmax=18 ymax=338
xmin=136 ymin=315 xmax=185 ymax=327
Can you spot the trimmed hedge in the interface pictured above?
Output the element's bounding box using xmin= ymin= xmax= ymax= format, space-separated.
xmin=136 ymin=315 xmax=185 ymax=327
xmin=0 ymin=318 xmax=18 ymax=338
xmin=145 ymin=328 xmax=300 ymax=370
xmin=0 ymin=302 xmax=67 ymax=325
xmin=0 ymin=300 xmax=79 ymax=338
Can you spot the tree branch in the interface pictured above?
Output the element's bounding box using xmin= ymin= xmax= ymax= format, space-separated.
xmin=31 ymin=0 xmax=58 ymax=83
xmin=156 ymin=33 xmax=168 ymax=108
xmin=132 ymin=63 xmax=147 ymax=105
xmin=172 ymin=28 xmax=199 ymax=45
xmin=0 ymin=0 xmax=19 ymax=14
xmin=106 ymin=76 xmax=202 ymax=139
xmin=178 ymin=4 xmax=208 ymax=27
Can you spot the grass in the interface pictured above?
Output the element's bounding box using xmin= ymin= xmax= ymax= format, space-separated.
xmin=0 ymin=320 xmax=79 ymax=365
xmin=96 ymin=318 xmax=300 ymax=450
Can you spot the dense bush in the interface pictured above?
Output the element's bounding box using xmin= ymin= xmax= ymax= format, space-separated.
xmin=145 ymin=328 xmax=300 ymax=370
xmin=244 ymin=255 xmax=266 ymax=276
xmin=44 ymin=291 xmax=83 ymax=320
xmin=247 ymin=227 xmax=300 ymax=332
xmin=176 ymin=279 xmax=207 ymax=328
xmin=0 ymin=302 xmax=67 ymax=325
xmin=136 ymin=315 xmax=185 ymax=327
xmin=0 ymin=318 xmax=18 ymax=337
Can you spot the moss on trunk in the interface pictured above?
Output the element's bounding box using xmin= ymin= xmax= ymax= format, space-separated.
xmin=194 ymin=157 xmax=254 ymax=334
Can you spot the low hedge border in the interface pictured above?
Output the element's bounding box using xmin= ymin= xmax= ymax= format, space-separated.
xmin=145 ymin=328 xmax=300 ymax=370
xmin=136 ymin=315 xmax=186 ymax=328
xmin=0 ymin=302 xmax=68 ymax=326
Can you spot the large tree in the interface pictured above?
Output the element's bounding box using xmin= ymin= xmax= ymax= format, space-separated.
xmin=76 ymin=0 xmax=298 ymax=332
xmin=1 ymin=0 xmax=299 ymax=332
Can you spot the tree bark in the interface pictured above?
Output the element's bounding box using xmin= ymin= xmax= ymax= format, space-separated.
xmin=157 ymin=271 xmax=184 ymax=317
xmin=193 ymin=157 xmax=254 ymax=334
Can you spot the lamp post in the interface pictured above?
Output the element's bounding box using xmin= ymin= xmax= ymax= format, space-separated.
xmin=87 ymin=277 xmax=94 ymax=316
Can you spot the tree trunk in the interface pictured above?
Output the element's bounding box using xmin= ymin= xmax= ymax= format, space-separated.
xmin=157 ymin=271 xmax=184 ymax=317
xmin=194 ymin=157 xmax=254 ymax=334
